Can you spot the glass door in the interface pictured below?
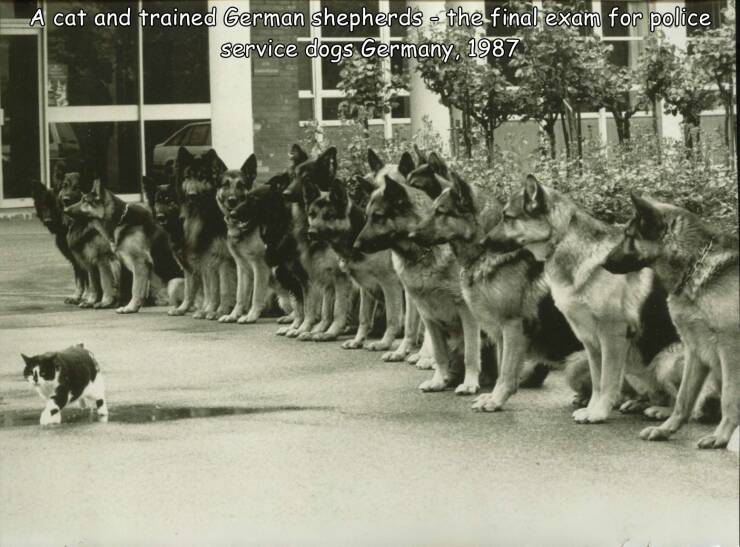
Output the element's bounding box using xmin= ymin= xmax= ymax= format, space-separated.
xmin=0 ymin=19 xmax=42 ymax=206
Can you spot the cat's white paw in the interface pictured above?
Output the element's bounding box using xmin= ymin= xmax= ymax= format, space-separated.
xmin=40 ymin=409 xmax=61 ymax=426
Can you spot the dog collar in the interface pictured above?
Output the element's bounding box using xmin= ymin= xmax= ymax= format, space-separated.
xmin=673 ymin=238 xmax=713 ymax=296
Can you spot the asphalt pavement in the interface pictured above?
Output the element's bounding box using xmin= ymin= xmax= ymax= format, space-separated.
xmin=0 ymin=219 xmax=737 ymax=547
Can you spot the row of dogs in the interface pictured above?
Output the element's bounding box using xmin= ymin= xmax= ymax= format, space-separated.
xmin=31 ymin=144 xmax=739 ymax=450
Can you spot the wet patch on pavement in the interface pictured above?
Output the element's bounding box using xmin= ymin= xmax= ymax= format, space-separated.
xmin=0 ymin=404 xmax=332 ymax=428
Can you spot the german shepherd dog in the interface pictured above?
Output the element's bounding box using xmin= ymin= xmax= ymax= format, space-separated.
xmin=282 ymin=146 xmax=354 ymax=342
xmin=30 ymin=178 xmax=89 ymax=304
xmin=143 ymin=174 xmax=196 ymax=314
xmin=354 ymin=152 xmax=482 ymax=395
xmin=305 ymin=176 xmax=404 ymax=351
xmin=409 ymin=171 xmax=582 ymax=411
xmin=174 ymin=147 xmax=237 ymax=320
xmin=65 ymin=180 xmax=183 ymax=313
xmin=57 ymin=169 xmax=123 ymax=309
xmin=604 ymin=194 xmax=738 ymax=448
xmin=485 ymin=176 xmax=679 ymax=423
xmin=229 ymin=171 xmax=307 ymax=335
xmin=214 ymin=154 xmax=275 ymax=324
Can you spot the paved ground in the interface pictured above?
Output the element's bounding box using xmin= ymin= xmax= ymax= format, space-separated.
xmin=0 ymin=219 xmax=737 ymax=547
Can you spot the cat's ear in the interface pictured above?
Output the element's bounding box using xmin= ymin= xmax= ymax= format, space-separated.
xmin=75 ymin=342 xmax=84 ymax=348
xmin=20 ymin=353 xmax=32 ymax=365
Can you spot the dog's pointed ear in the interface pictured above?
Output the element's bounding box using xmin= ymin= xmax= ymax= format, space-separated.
xmin=318 ymin=146 xmax=337 ymax=179
xmin=91 ymin=179 xmax=102 ymax=197
xmin=142 ymin=176 xmax=157 ymax=210
xmin=397 ymin=152 xmax=415 ymax=178
xmin=353 ymin=175 xmax=376 ymax=197
xmin=427 ymin=152 xmax=449 ymax=177
xmin=21 ymin=353 xmax=31 ymax=366
xmin=202 ymin=149 xmax=227 ymax=182
xmin=52 ymin=162 xmax=66 ymax=193
xmin=523 ymin=174 xmax=546 ymax=213
xmin=290 ymin=144 xmax=309 ymax=167
xmin=302 ymin=178 xmax=320 ymax=206
xmin=450 ymin=172 xmax=475 ymax=212
xmin=330 ymin=180 xmax=348 ymax=211
xmin=382 ymin=175 xmax=408 ymax=206
xmin=367 ymin=148 xmax=384 ymax=174
xmin=177 ymin=147 xmax=195 ymax=169
xmin=414 ymin=144 xmax=428 ymax=165
xmin=241 ymin=154 xmax=258 ymax=187
xmin=630 ymin=193 xmax=664 ymax=233
xmin=267 ymin=172 xmax=292 ymax=193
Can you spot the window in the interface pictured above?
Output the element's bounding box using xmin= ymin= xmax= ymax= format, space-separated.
xmin=599 ymin=0 xmax=647 ymax=68
xmin=44 ymin=0 xmax=212 ymax=197
xmin=686 ymin=0 xmax=727 ymax=37
xmin=142 ymin=0 xmax=210 ymax=104
xmin=298 ymin=0 xmax=410 ymax=127
xmin=47 ymin=1 xmax=138 ymax=106
xmin=0 ymin=0 xmax=37 ymax=18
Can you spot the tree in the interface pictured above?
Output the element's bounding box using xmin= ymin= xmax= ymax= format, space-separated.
xmin=634 ymin=32 xmax=679 ymax=138
xmin=337 ymin=55 xmax=407 ymax=139
xmin=663 ymin=53 xmax=716 ymax=151
xmin=595 ymin=63 xmax=646 ymax=145
xmin=511 ymin=8 xmax=605 ymax=162
xmin=691 ymin=0 xmax=736 ymax=166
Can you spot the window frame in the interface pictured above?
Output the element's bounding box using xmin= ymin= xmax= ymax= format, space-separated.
xmin=298 ymin=0 xmax=410 ymax=135
xmin=42 ymin=0 xmax=212 ymax=201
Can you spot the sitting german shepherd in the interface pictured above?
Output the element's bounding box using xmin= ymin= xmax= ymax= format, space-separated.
xmin=354 ymin=152 xmax=481 ymax=395
xmin=282 ymin=146 xmax=354 ymax=342
xmin=604 ymin=194 xmax=738 ymax=448
xmin=174 ymin=147 xmax=237 ymax=320
xmin=214 ymin=153 xmax=275 ymax=324
xmin=228 ymin=172 xmax=307 ymax=334
xmin=58 ymin=169 xmax=125 ymax=309
xmin=485 ymin=175 xmax=679 ymax=423
xmin=305 ymin=176 xmax=404 ymax=351
xmin=410 ymin=171 xmax=582 ymax=411
xmin=30 ymin=178 xmax=89 ymax=305
xmin=65 ymin=180 xmax=183 ymax=313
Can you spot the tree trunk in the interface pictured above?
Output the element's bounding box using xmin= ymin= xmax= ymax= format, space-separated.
xmin=576 ymin=108 xmax=583 ymax=173
xmin=545 ymin=121 xmax=557 ymax=159
xmin=560 ymin=111 xmax=571 ymax=160
xmin=485 ymin=124 xmax=495 ymax=167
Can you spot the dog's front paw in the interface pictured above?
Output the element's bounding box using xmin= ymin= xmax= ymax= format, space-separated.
xmin=40 ymin=410 xmax=61 ymax=426
xmin=644 ymin=406 xmax=672 ymax=421
xmin=696 ymin=433 xmax=729 ymax=449
xmin=192 ymin=310 xmax=207 ymax=320
xmin=95 ymin=298 xmax=116 ymax=309
xmin=342 ymin=339 xmax=365 ymax=350
xmin=204 ymin=311 xmax=220 ymax=321
xmin=297 ymin=331 xmax=314 ymax=341
xmin=382 ymin=349 xmax=407 ymax=362
xmin=639 ymin=426 xmax=671 ymax=442
xmin=454 ymin=383 xmax=479 ymax=396
xmin=276 ymin=314 xmax=294 ymax=325
xmin=275 ymin=326 xmax=289 ymax=336
xmin=311 ymin=332 xmax=338 ymax=342
xmin=79 ymin=300 xmax=95 ymax=309
xmin=406 ymin=351 xmax=421 ymax=364
xmin=419 ymin=376 xmax=449 ymax=392
xmin=64 ymin=296 xmax=82 ymax=305
xmin=414 ymin=357 xmax=435 ymax=370
xmin=219 ymin=314 xmax=238 ymax=323
xmin=572 ymin=407 xmax=608 ymax=424
xmin=116 ymin=305 xmax=140 ymax=314
xmin=619 ymin=399 xmax=647 ymax=414
xmin=472 ymin=393 xmax=503 ymax=412
xmin=169 ymin=306 xmax=186 ymax=316
xmin=238 ymin=312 xmax=259 ymax=324
xmin=363 ymin=340 xmax=391 ymax=352
xmin=571 ymin=392 xmax=589 ymax=408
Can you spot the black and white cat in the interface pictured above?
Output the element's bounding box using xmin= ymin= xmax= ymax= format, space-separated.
xmin=21 ymin=344 xmax=109 ymax=425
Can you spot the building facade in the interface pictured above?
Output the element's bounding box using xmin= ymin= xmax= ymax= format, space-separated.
xmin=0 ymin=0 xmax=730 ymax=208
